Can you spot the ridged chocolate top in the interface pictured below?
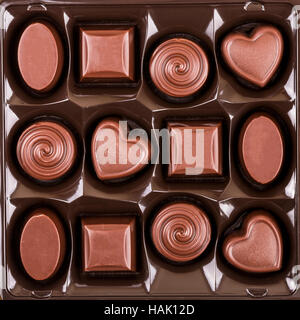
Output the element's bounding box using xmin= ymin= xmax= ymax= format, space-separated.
xmin=149 ymin=37 xmax=209 ymax=97
xmin=151 ymin=203 xmax=211 ymax=262
xmin=16 ymin=121 xmax=76 ymax=181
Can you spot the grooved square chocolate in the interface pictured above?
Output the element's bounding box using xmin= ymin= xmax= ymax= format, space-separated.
xmin=82 ymin=216 xmax=136 ymax=272
xmin=80 ymin=27 xmax=135 ymax=81
xmin=168 ymin=121 xmax=222 ymax=176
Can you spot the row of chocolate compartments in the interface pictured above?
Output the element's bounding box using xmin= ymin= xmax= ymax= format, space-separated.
xmin=3 ymin=3 xmax=295 ymax=105
xmin=5 ymin=101 xmax=296 ymax=196
xmin=5 ymin=194 xmax=297 ymax=297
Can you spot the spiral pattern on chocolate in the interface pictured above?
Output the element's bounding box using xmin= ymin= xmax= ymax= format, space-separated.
xmin=149 ymin=37 xmax=209 ymax=98
xmin=151 ymin=203 xmax=211 ymax=262
xmin=16 ymin=121 xmax=76 ymax=181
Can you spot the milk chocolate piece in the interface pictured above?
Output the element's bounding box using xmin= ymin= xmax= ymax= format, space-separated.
xmin=221 ymin=25 xmax=283 ymax=87
xmin=16 ymin=121 xmax=77 ymax=182
xmin=151 ymin=203 xmax=211 ymax=263
xmin=149 ymin=37 xmax=209 ymax=97
xmin=239 ymin=113 xmax=284 ymax=185
xmin=17 ymin=22 xmax=64 ymax=92
xmin=91 ymin=118 xmax=150 ymax=180
xmin=20 ymin=208 xmax=66 ymax=281
xmin=223 ymin=210 xmax=283 ymax=273
xmin=168 ymin=121 xmax=222 ymax=176
xmin=82 ymin=216 xmax=136 ymax=272
xmin=80 ymin=27 xmax=135 ymax=81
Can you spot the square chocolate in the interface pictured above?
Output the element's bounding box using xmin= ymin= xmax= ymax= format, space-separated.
xmin=82 ymin=216 xmax=136 ymax=272
xmin=168 ymin=121 xmax=222 ymax=177
xmin=80 ymin=27 xmax=135 ymax=81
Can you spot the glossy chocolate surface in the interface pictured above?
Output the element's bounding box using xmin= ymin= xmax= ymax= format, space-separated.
xmin=20 ymin=208 xmax=66 ymax=281
xmin=149 ymin=37 xmax=209 ymax=97
xmin=0 ymin=0 xmax=298 ymax=300
xmin=16 ymin=121 xmax=77 ymax=182
xmin=221 ymin=25 xmax=283 ymax=87
xmin=82 ymin=216 xmax=136 ymax=272
xmin=91 ymin=118 xmax=150 ymax=180
xmin=223 ymin=210 xmax=283 ymax=273
xmin=239 ymin=113 xmax=284 ymax=185
xmin=80 ymin=27 xmax=135 ymax=81
xmin=17 ymin=22 xmax=64 ymax=92
xmin=151 ymin=203 xmax=211 ymax=263
xmin=168 ymin=121 xmax=222 ymax=177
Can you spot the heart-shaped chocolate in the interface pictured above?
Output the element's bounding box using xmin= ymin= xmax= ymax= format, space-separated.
xmin=221 ymin=25 xmax=283 ymax=87
xmin=91 ymin=118 xmax=150 ymax=180
xmin=223 ymin=210 xmax=283 ymax=273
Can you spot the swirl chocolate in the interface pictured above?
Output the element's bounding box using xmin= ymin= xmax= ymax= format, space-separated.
xmin=149 ymin=37 xmax=209 ymax=98
xmin=151 ymin=203 xmax=211 ymax=263
xmin=16 ymin=121 xmax=76 ymax=181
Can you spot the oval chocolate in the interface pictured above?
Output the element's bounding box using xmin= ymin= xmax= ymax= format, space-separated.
xmin=17 ymin=22 xmax=64 ymax=92
xmin=20 ymin=209 xmax=66 ymax=281
xmin=239 ymin=113 xmax=284 ymax=185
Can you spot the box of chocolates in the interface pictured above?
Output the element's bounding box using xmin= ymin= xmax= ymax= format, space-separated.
xmin=0 ymin=0 xmax=300 ymax=299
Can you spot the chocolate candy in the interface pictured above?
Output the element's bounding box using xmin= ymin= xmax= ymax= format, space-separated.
xmin=1 ymin=1 xmax=297 ymax=300
xmin=17 ymin=21 xmax=64 ymax=92
xmin=168 ymin=121 xmax=222 ymax=176
xmin=151 ymin=203 xmax=211 ymax=263
xmin=82 ymin=216 xmax=136 ymax=272
xmin=239 ymin=113 xmax=284 ymax=185
xmin=221 ymin=25 xmax=283 ymax=87
xmin=223 ymin=210 xmax=283 ymax=273
xmin=20 ymin=209 xmax=66 ymax=281
xmin=91 ymin=118 xmax=150 ymax=180
xmin=16 ymin=121 xmax=77 ymax=182
xmin=80 ymin=27 xmax=135 ymax=82
xmin=149 ymin=37 xmax=209 ymax=97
